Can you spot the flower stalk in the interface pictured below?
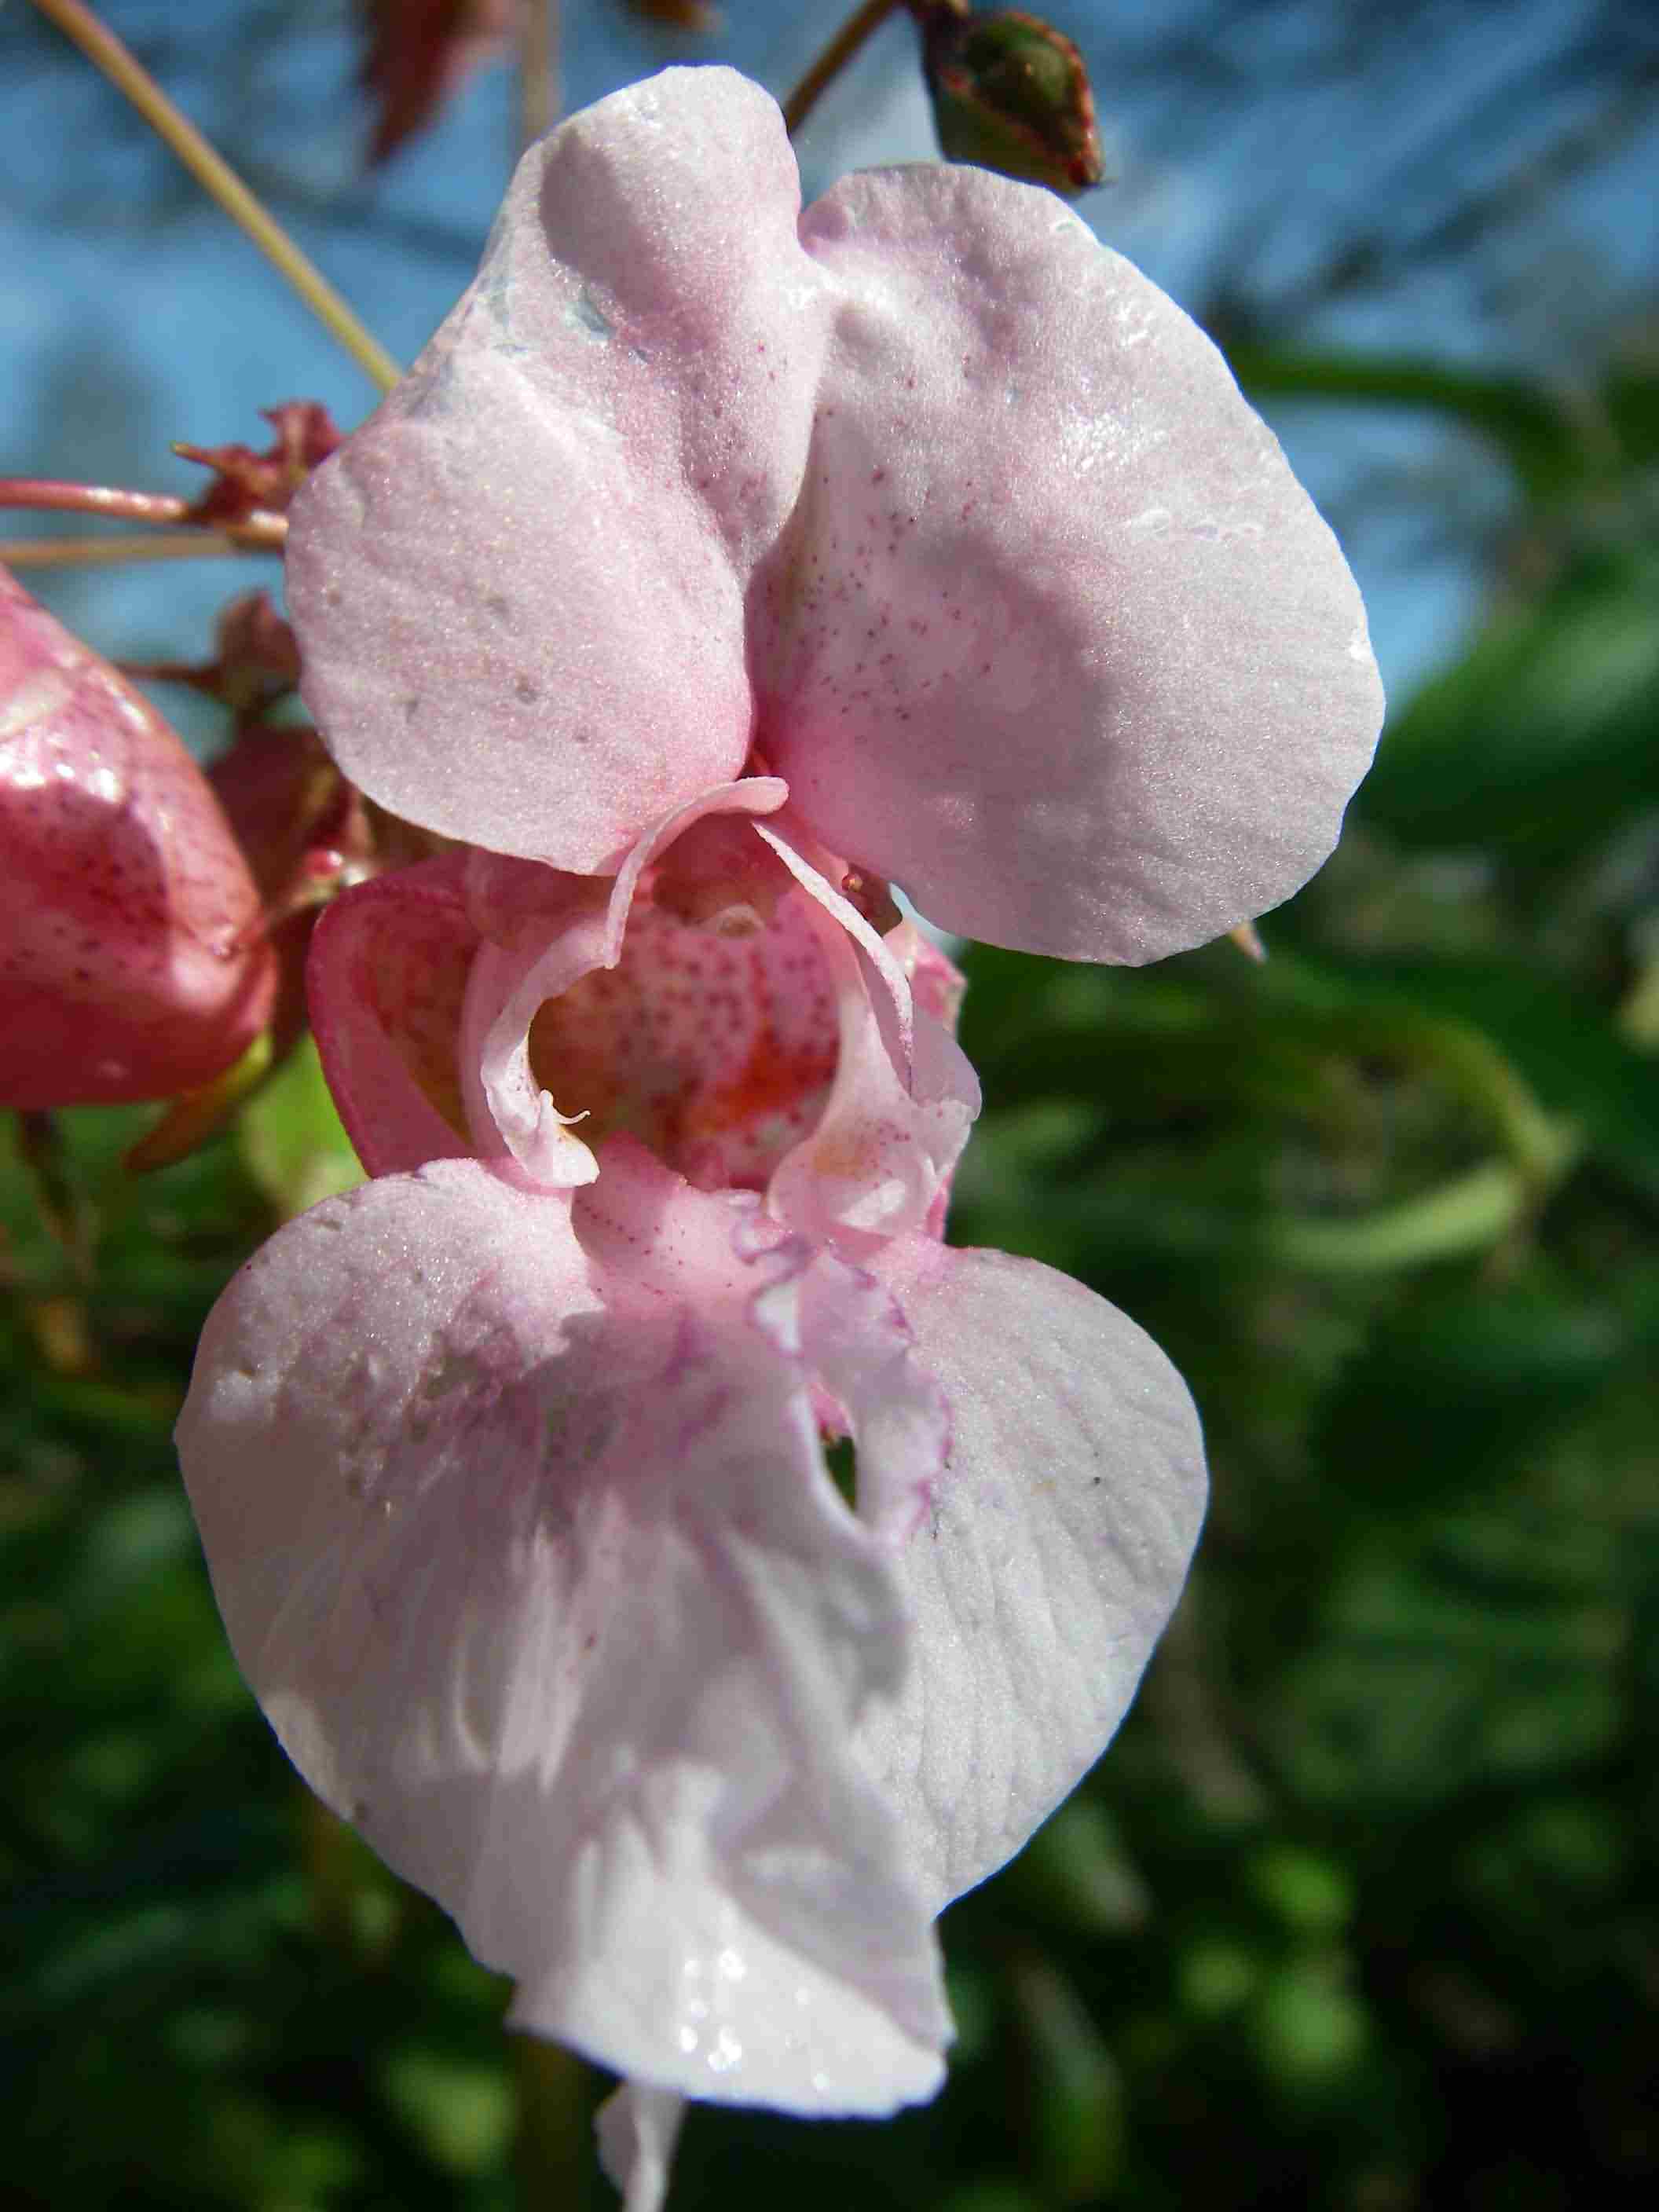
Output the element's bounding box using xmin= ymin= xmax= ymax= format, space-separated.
xmin=1265 ymin=1159 xmax=1536 ymax=1276
xmin=783 ymin=0 xmax=916 ymax=135
xmin=0 ymin=529 xmax=282 ymax=570
xmin=0 ymin=479 xmax=196 ymax=527
xmin=27 ymin=0 xmax=401 ymax=396
xmin=519 ymin=0 xmax=562 ymax=150
xmin=0 ymin=478 xmax=290 ymax=567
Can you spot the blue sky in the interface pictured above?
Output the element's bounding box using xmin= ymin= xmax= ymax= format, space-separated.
xmin=2 ymin=0 xmax=1654 ymax=733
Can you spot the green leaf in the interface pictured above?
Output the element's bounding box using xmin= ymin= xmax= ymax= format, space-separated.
xmin=1357 ymin=551 xmax=1659 ymax=853
xmin=1313 ymin=1280 xmax=1621 ymax=1507
xmin=1302 ymin=954 xmax=1659 ymax=1198
xmin=1232 ymin=346 xmax=1583 ymax=502
xmin=237 ymin=1034 xmax=363 ymax=1221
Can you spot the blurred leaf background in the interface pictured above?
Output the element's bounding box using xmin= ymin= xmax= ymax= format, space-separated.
xmin=2 ymin=1 xmax=1657 ymax=2206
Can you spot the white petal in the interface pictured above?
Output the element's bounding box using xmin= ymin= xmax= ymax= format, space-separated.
xmin=857 ymin=1239 xmax=1207 ymax=1906
xmin=177 ymin=1155 xmax=950 ymax=2111
xmin=595 ymin=2083 xmax=685 ymax=2212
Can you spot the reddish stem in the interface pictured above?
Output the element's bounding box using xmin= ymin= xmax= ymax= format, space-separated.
xmin=0 ymin=478 xmax=190 ymax=524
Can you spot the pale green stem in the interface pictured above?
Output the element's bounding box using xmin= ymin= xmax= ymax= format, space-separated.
xmin=1264 ymin=1159 xmax=1538 ymax=1276
xmin=1266 ymin=994 xmax=1573 ymax=1191
xmin=1 ymin=530 xmax=280 ymax=569
xmin=520 ymin=0 xmax=561 ymax=152
xmin=1362 ymin=1009 xmax=1569 ymax=1188
xmin=29 ymin=0 xmax=401 ymax=396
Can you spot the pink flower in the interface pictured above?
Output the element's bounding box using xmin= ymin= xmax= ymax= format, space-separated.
xmin=180 ymin=64 xmax=1381 ymax=2204
xmin=0 ymin=566 xmax=276 ymax=1108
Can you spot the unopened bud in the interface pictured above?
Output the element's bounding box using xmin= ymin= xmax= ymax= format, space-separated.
xmin=0 ymin=567 xmax=276 ymax=1109
xmin=922 ymin=8 xmax=1105 ymax=196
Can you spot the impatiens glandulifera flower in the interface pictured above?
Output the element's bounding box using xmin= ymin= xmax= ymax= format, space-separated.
xmin=286 ymin=67 xmax=1382 ymax=968
xmin=0 ymin=566 xmax=276 ymax=1109
xmin=178 ymin=778 xmax=1205 ymax=2207
xmin=180 ymin=62 xmax=1384 ymax=2203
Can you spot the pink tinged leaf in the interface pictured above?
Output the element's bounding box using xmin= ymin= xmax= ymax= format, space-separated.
xmin=287 ymin=71 xmax=826 ymax=873
xmin=306 ymin=852 xmax=483 ymax=1175
xmin=854 ymin=1236 xmax=1207 ymax=1910
xmin=176 ymin=1153 xmax=952 ymax=2111
xmin=767 ymin=163 xmax=1383 ymax=961
xmin=0 ymin=567 xmax=276 ymax=1108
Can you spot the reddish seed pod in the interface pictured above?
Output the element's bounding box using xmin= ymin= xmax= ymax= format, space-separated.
xmin=0 ymin=566 xmax=276 ymax=1108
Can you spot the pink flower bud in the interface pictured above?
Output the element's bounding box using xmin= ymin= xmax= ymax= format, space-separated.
xmin=0 ymin=566 xmax=276 ymax=1108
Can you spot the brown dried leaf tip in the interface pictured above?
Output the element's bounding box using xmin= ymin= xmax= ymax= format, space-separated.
xmin=175 ymin=402 xmax=345 ymax=526
xmin=357 ymin=0 xmax=522 ymax=167
xmin=620 ymin=1 xmax=720 ymax=28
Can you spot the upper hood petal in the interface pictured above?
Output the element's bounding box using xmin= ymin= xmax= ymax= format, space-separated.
xmin=288 ymin=68 xmax=1379 ymax=960
xmin=764 ymin=163 xmax=1382 ymax=960
xmin=286 ymin=70 xmax=822 ymax=873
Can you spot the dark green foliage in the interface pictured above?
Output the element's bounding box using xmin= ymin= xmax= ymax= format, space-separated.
xmin=1357 ymin=549 xmax=1659 ymax=859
